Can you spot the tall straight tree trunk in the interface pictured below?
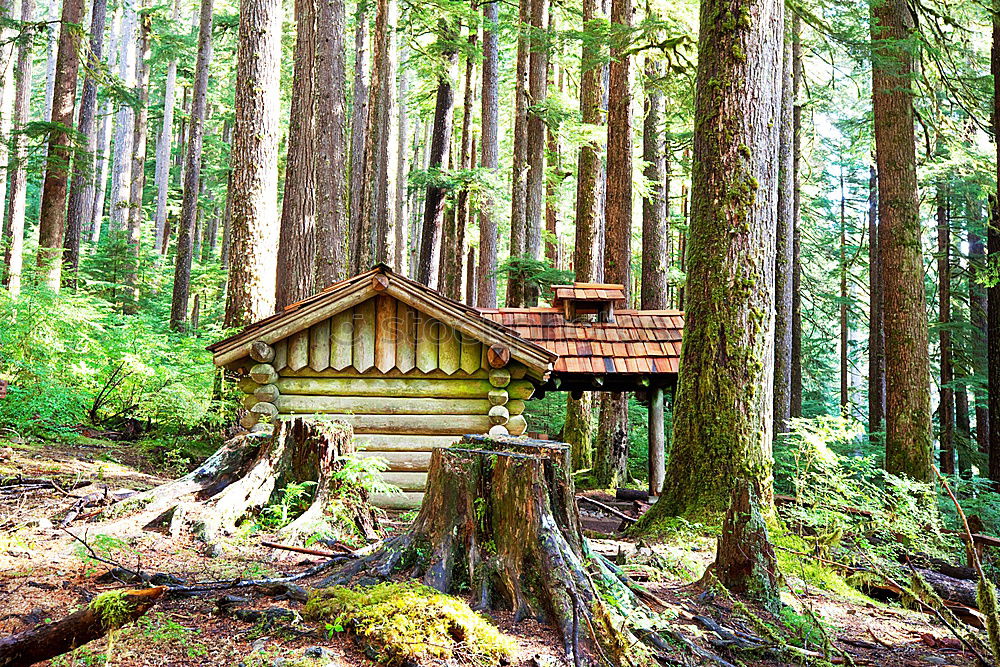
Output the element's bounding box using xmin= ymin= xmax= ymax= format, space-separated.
xmin=224 ymin=0 xmax=282 ymax=328
xmin=169 ymin=0 xmax=213 ymax=330
xmin=153 ymin=0 xmax=182 ymax=254
xmin=64 ymin=0 xmax=108 ymax=279
xmin=125 ymin=9 xmax=151 ymax=310
xmin=42 ymin=0 xmax=58 ymax=123
xmin=774 ymin=23 xmax=794 ymax=437
xmin=91 ymin=12 xmax=120 ymax=245
xmin=108 ymin=2 xmax=137 ymax=234
xmin=869 ymin=165 xmax=885 ymax=439
xmin=394 ymin=61 xmax=408 ymax=273
xmin=969 ymin=213 xmax=989 ymax=454
xmin=352 ymin=0 xmax=394 ymax=270
xmin=0 ymin=0 xmax=17 ymax=236
xmin=347 ymin=5 xmax=368 ymax=272
xmin=573 ymin=0 xmax=602 ymax=283
xmin=937 ymin=187 xmax=954 ymax=474
xmin=593 ymin=0 xmax=632 ymax=489
xmin=275 ymin=0 xmax=316 ymax=310
xmin=415 ymin=33 xmax=457 ymax=288
xmin=524 ymin=0 xmax=547 ymax=272
xmin=444 ymin=33 xmax=476 ymax=301
xmin=313 ymin=0 xmax=348 ymax=286
xmin=639 ymin=0 xmax=783 ymax=521
xmin=173 ymin=87 xmax=189 ymax=189
xmin=641 ymin=57 xmax=666 ymax=309
xmin=839 ymin=168 xmax=849 ymax=411
xmin=35 ymin=0 xmax=85 ymax=291
xmin=872 ymin=0 xmax=933 ymax=482
xmin=4 ymin=0 xmax=33 ymax=297
xmin=790 ymin=12 xmax=803 ymax=418
xmin=990 ymin=2 xmax=1000 ymax=487
xmin=476 ymin=0 xmax=500 ymax=307
xmin=506 ymin=0 xmax=530 ymax=307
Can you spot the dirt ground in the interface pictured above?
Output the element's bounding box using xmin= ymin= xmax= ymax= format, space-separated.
xmin=0 ymin=437 xmax=986 ymax=667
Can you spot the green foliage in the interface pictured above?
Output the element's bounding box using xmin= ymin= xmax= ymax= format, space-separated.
xmin=494 ymin=257 xmax=574 ymax=304
xmin=89 ymin=591 xmax=134 ymax=630
xmin=259 ymin=481 xmax=318 ymax=529
xmin=305 ymin=582 xmax=515 ymax=666
xmin=133 ymin=612 xmax=209 ymax=658
xmin=333 ymin=454 xmax=397 ymax=495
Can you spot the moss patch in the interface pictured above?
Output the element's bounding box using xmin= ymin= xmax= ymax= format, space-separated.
xmin=90 ymin=590 xmax=135 ymax=630
xmin=305 ymin=582 xmax=515 ymax=666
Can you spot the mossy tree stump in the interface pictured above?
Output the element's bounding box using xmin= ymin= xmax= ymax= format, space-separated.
xmin=323 ymin=435 xmax=671 ymax=666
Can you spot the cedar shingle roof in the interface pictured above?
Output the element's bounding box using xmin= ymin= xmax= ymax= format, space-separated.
xmin=479 ymin=307 xmax=683 ymax=376
xmin=551 ymin=283 xmax=626 ymax=303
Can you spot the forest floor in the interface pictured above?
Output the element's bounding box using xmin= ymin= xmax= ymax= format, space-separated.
xmin=0 ymin=436 xmax=985 ymax=667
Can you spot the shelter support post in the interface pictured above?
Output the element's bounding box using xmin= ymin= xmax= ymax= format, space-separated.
xmin=648 ymin=386 xmax=665 ymax=496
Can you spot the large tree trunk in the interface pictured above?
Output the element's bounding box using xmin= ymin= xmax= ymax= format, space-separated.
xmin=839 ymin=169 xmax=849 ymax=411
xmin=319 ymin=436 xmax=667 ymax=666
xmin=153 ymin=0 xmax=182 ymax=255
xmin=524 ymin=0 xmax=547 ymax=280
xmin=506 ymin=0 xmax=530 ymax=308
xmin=641 ymin=57 xmax=666 ymax=310
xmin=394 ymin=51 xmax=408 ymax=274
xmin=3 ymin=0 xmax=33 ymax=298
xmin=0 ymin=0 xmax=18 ymax=239
xmin=990 ymin=0 xmax=1000 ymax=488
xmin=476 ymin=0 xmax=500 ymax=307
xmin=638 ymin=0 xmax=783 ymax=521
xmin=711 ymin=479 xmax=781 ymax=610
xmin=773 ymin=23 xmax=794 ymax=438
xmin=873 ymin=0 xmax=933 ymax=482
xmin=169 ymin=0 xmax=213 ymax=330
xmin=869 ymin=165 xmax=885 ymax=440
xmin=63 ymin=0 xmax=108 ymax=281
xmin=790 ymin=13 xmax=803 ymax=419
xmin=313 ymin=0 xmax=348 ymax=286
xmin=108 ymin=3 xmax=137 ymax=235
xmin=969 ymin=213 xmax=989 ymax=454
xmin=42 ymin=0 xmax=58 ymax=123
xmin=592 ymin=0 xmax=633 ymax=489
xmin=35 ymin=0 xmax=85 ymax=291
xmin=224 ymin=0 xmax=283 ymax=328
xmin=125 ymin=9 xmax=151 ymax=311
xmin=275 ymin=0 xmax=317 ymax=310
xmin=937 ymin=187 xmax=955 ymax=474
xmin=347 ymin=6 xmax=368 ymax=274
xmin=352 ymin=0 xmax=394 ymax=270
xmin=415 ymin=32 xmax=457 ymax=288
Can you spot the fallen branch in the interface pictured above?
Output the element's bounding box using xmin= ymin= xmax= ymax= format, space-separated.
xmin=261 ymin=540 xmax=356 ymax=559
xmin=577 ymin=495 xmax=637 ymax=524
xmin=0 ymin=587 xmax=165 ymax=667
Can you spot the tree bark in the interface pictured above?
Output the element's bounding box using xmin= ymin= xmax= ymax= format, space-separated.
xmin=872 ymin=0 xmax=933 ymax=482
xmin=313 ymin=0 xmax=348 ymax=286
xmin=641 ymin=57 xmax=666 ymax=310
xmin=638 ymin=0 xmax=783 ymax=521
xmin=276 ymin=0 xmax=317 ymax=310
xmin=91 ymin=8 xmax=119 ymax=246
xmin=153 ymin=0 xmax=182 ymax=255
xmin=3 ymin=0 xmax=34 ymax=297
xmin=0 ymin=0 xmax=15 ymax=238
xmin=476 ymin=0 xmax=500 ymax=307
xmin=773 ymin=23 xmax=794 ymax=437
xmin=506 ymin=0 xmax=530 ymax=307
xmin=839 ymin=168 xmax=849 ymax=411
xmin=394 ymin=51 xmax=408 ymax=274
xmin=35 ymin=0 xmax=85 ymax=291
xmin=125 ymin=8 xmax=151 ymax=311
xmin=524 ymin=0 xmax=547 ymax=275
xmin=990 ymin=0 xmax=1000 ymax=487
xmin=416 ymin=30 xmax=457 ymax=288
xmin=969 ymin=213 xmax=989 ymax=454
xmin=712 ymin=479 xmax=780 ymax=610
xmin=347 ymin=6 xmax=368 ymax=274
xmin=937 ymin=187 xmax=954 ymax=474
xmin=169 ymin=0 xmax=213 ymax=330
xmin=108 ymin=2 xmax=137 ymax=235
xmin=592 ymin=0 xmax=633 ymax=489
xmin=573 ymin=0 xmax=603 ymax=283
xmin=224 ymin=0 xmax=283 ymax=328
xmin=790 ymin=13 xmax=803 ymax=418
xmin=63 ymin=0 xmax=108 ymax=280
xmin=869 ymin=165 xmax=885 ymax=440
xmin=42 ymin=0 xmax=58 ymax=123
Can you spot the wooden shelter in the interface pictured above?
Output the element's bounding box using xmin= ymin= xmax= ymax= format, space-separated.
xmin=208 ymin=266 xmax=684 ymax=507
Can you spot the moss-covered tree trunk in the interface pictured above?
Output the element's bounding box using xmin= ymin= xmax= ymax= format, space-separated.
xmin=872 ymin=0 xmax=933 ymax=482
xmin=637 ymin=0 xmax=784 ymax=522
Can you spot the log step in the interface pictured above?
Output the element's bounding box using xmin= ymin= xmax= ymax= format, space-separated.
xmin=356 ymin=450 xmax=431 ymax=472
xmin=371 ymin=491 xmax=425 ymax=510
xmin=382 ymin=472 xmax=428 ymax=492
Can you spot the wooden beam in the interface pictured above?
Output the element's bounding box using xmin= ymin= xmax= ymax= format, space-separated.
xmin=279 ymin=366 xmax=489 ymax=380
xmin=250 ymin=363 xmax=278 ymax=385
xmin=489 ymin=368 xmax=511 ymax=388
xmin=309 ymin=319 xmax=331 ymax=371
xmin=375 ymin=295 xmax=396 ymax=373
xmin=508 ymin=414 xmax=527 ymax=436
xmin=353 ymin=433 xmax=462 ymax=451
xmin=438 ymin=325 xmax=462 ymax=374
xmin=355 ymin=450 xmax=432 ymax=472
xmin=250 ymin=341 xmax=275 ymax=363
xmin=487 ymin=344 xmax=510 ymax=368
xmin=330 ymin=308 xmax=354 ymax=371
xmin=288 ymin=331 xmax=309 ymax=371
xmin=648 ymin=386 xmax=665 ymax=496
xmin=381 ymin=471 xmax=426 ymax=491
xmin=370 ymin=491 xmax=424 ymax=509
xmin=396 ymin=301 xmax=417 ymax=372
xmin=274 ymin=413 xmax=492 ymax=434
xmin=460 ymin=334 xmax=481 ymax=374
xmin=275 ymin=395 xmax=492 ymax=415
xmin=353 ymin=298 xmax=376 ymax=372
xmin=415 ymin=313 xmax=439 ymax=373
xmin=273 ymin=339 xmax=288 ymax=371
xmin=274 ymin=376 xmax=493 ymax=398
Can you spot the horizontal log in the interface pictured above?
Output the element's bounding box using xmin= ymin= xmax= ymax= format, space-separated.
xmin=250 ymin=340 xmax=275 ymax=363
xmin=240 ymin=412 xmax=261 ymax=429
xmin=250 ymin=363 xmax=278 ymax=385
xmin=508 ymin=380 xmax=535 ymax=400
xmin=355 ymin=450 xmax=432 ymax=472
xmin=275 ymin=395 xmax=491 ymax=415
xmin=251 ymin=402 xmax=279 ymax=418
xmin=370 ymin=491 xmax=424 ymax=510
xmin=488 ymin=424 xmax=509 ymax=436
xmin=489 ymin=367 xmax=511 ymax=387
xmin=488 ymin=405 xmax=509 ymax=425
xmin=237 ymin=377 xmax=259 ymax=393
xmin=276 ymin=413 xmax=492 ymax=435
xmin=508 ymin=414 xmax=527 ymax=436
xmin=507 ymin=399 xmax=526 ymax=415
xmin=382 ymin=471 xmax=428 ymax=491
xmin=274 ymin=376 xmax=493 ymax=399
xmin=279 ymin=366 xmax=489 ymax=380
xmin=241 ymin=394 xmax=260 ymax=410
xmin=488 ymin=389 xmax=509 ymax=406
xmin=352 ymin=434 xmax=462 ymax=451
xmin=254 ymin=384 xmax=280 ymax=403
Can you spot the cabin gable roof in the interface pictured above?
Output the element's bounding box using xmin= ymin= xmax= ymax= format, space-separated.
xmin=207 ymin=266 xmax=557 ymax=380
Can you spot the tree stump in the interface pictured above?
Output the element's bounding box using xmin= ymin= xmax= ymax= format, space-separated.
xmin=322 ymin=435 xmax=668 ymax=666
xmin=91 ymin=419 xmax=378 ymax=545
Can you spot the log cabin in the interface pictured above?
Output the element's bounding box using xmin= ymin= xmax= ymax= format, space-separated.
xmin=208 ymin=265 xmax=683 ymax=508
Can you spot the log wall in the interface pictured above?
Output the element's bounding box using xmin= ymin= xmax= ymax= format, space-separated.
xmin=236 ymin=296 xmax=534 ymax=508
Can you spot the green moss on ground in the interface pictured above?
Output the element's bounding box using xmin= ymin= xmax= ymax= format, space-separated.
xmin=90 ymin=590 xmax=135 ymax=630
xmin=304 ymin=581 xmax=515 ymax=666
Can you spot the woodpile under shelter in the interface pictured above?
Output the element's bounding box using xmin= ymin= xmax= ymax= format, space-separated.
xmin=208 ymin=266 xmax=684 ymax=507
